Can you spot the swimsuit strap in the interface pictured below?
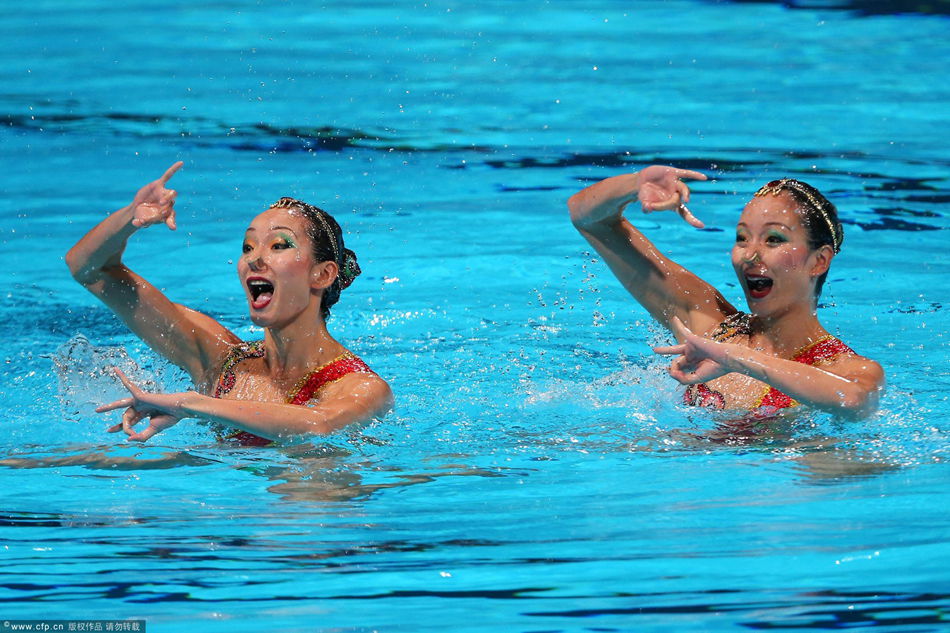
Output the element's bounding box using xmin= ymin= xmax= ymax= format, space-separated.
xmin=792 ymin=335 xmax=854 ymax=365
xmin=213 ymin=341 xmax=265 ymax=398
xmin=288 ymin=352 xmax=375 ymax=405
xmin=752 ymin=335 xmax=855 ymax=412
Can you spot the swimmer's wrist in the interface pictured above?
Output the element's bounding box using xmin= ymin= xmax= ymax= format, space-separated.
xmin=720 ymin=344 xmax=750 ymax=374
xmin=569 ymin=173 xmax=642 ymax=226
xmin=621 ymin=172 xmax=641 ymax=206
xmin=726 ymin=347 xmax=768 ymax=381
xmin=120 ymin=204 xmax=145 ymax=232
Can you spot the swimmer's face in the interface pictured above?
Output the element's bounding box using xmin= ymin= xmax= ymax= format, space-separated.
xmin=731 ymin=192 xmax=832 ymax=315
xmin=238 ymin=207 xmax=337 ymax=328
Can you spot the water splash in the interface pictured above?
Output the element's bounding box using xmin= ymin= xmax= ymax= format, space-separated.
xmin=49 ymin=334 xmax=164 ymax=425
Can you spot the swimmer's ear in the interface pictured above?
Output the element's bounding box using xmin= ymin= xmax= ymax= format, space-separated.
xmin=809 ymin=244 xmax=834 ymax=278
xmin=311 ymin=260 xmax=339 ymax=290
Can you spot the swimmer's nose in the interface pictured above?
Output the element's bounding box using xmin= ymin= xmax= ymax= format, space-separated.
xmin=741 ymin=246 xmax=761 ymax=265
xmin=247 ymin=253 xmax=265 ymax=271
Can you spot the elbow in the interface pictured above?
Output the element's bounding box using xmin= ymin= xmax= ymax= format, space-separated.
xmin=65 ymin=247 xmax=112 ymax=287
xmin=836 ymin=387 xmax=881 ymax=420
xmin=836 ymin=367 xmax=886 ymax=419
xmin=567 ymin=193 xmax=591 ymax=229
xmin=65 ymin=247 xmax=79 ymax=276
xmin=64 ymin=247 xmax=89 ymax=284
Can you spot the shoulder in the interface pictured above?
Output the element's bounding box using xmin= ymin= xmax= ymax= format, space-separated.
xmin=691 ymin=306 xmax=745 ymax=342
xmin=343 ymin=370 xmax=392 ymax=398
xmin=200 ymin=338 xmax=262 ymax=395
xmin=316 ymin=370 xmax=394 ymax=417
xmin=823 ymin=348 xmax=885 ymax=389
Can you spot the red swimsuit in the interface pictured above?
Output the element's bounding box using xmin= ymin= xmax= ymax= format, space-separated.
xmin=212 ymin=341 xmax=375 ymax=446
xmin=683 ymin=314 xmax=854 ymax=416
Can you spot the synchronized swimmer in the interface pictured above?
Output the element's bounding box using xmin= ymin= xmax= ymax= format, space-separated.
xmin=568 ymin=165 xmax=884 ymax=419
xmin=66 ymin=162 xmax=393 ymax=444
xmin=67 ymin=161 xmax=884 ymax=444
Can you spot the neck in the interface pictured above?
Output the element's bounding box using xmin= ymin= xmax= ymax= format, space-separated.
xmin=749 ymin=303 xmax=827 ymax=357
xmin=262 ymin=316 xmax=340 ymax=377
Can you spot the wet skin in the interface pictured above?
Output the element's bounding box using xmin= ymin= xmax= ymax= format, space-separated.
xmin=731 ymin=192 xmax=831 ymax=321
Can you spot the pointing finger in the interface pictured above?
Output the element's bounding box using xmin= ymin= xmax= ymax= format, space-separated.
xmin=110 ymin=367 xmax=138 ymax=394
xmin=675 ymin=169 xmax=707 ymax=182
xmin=159 ymin=161 xmax=184 ymax=184
xmin=96 ymin=397 xmax=134 ymax=413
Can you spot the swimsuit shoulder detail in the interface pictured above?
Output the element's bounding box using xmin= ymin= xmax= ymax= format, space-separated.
xmin=211 ymin=342 xmax=376 ymax=446
xmin=288 ymin=352 xmax=375 ymax=406
xmin=793 ymin=335 xmax=854 ymax=366
xmin=213 ymin=340 xmax=265 ymax=399
xmin=708 ymin=311 xmax=753 ymax=343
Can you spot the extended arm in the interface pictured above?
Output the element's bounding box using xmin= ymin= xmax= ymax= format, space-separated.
xmin=567 ymin=165 xmax=732 ymax=335
xmin=98 ymin=369 xmax=394 ymax=442
xmin=65 ymin=162 xmax=236 ymax=380
xmin=655 ymin=318 xmax=884 ymax=417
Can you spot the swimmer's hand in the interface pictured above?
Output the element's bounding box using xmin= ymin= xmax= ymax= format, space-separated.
xmin=129 ymin=161 xmax=183 ymax=231
xmin=653 ymin=316 xmax=732 ymax=384
xmin=97 ymin=367 xmax=183 ymax=442
xmin=637 ymin=165 xmax=707 ymax=228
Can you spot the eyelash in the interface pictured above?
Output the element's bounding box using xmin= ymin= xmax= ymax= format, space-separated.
xmin=735 ymin=234 xmax=787 ymax=244
xmin=242 ymin=240 xmax=294 ymax=254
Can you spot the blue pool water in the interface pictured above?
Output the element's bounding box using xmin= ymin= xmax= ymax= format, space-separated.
xmin=1 ymin=1 xmax=948 ymax=631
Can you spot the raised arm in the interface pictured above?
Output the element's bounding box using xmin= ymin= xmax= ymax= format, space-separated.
xmin=568 ymin=165 xmax=733 ymax=335
xmin=98 ymin=368 xmax=394 ymax=442
xmin=65 ymin=162 xmax=236 ymax=381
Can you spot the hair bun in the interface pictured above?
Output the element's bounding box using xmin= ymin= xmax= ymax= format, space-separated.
xmin=338 ymin=248 xmax=361 ymax=290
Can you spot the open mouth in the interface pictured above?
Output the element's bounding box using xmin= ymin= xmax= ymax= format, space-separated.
xmin=247 ymin=278 xmax=275 ymax=309
xmin=745 ymin=274 xmax=773 ymax=299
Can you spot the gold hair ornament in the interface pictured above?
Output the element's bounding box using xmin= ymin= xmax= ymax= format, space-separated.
xmin=271 ymin=197 xmax=341 ymax=264
xmin=754 ymin=179 xmax=839 ymax=253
